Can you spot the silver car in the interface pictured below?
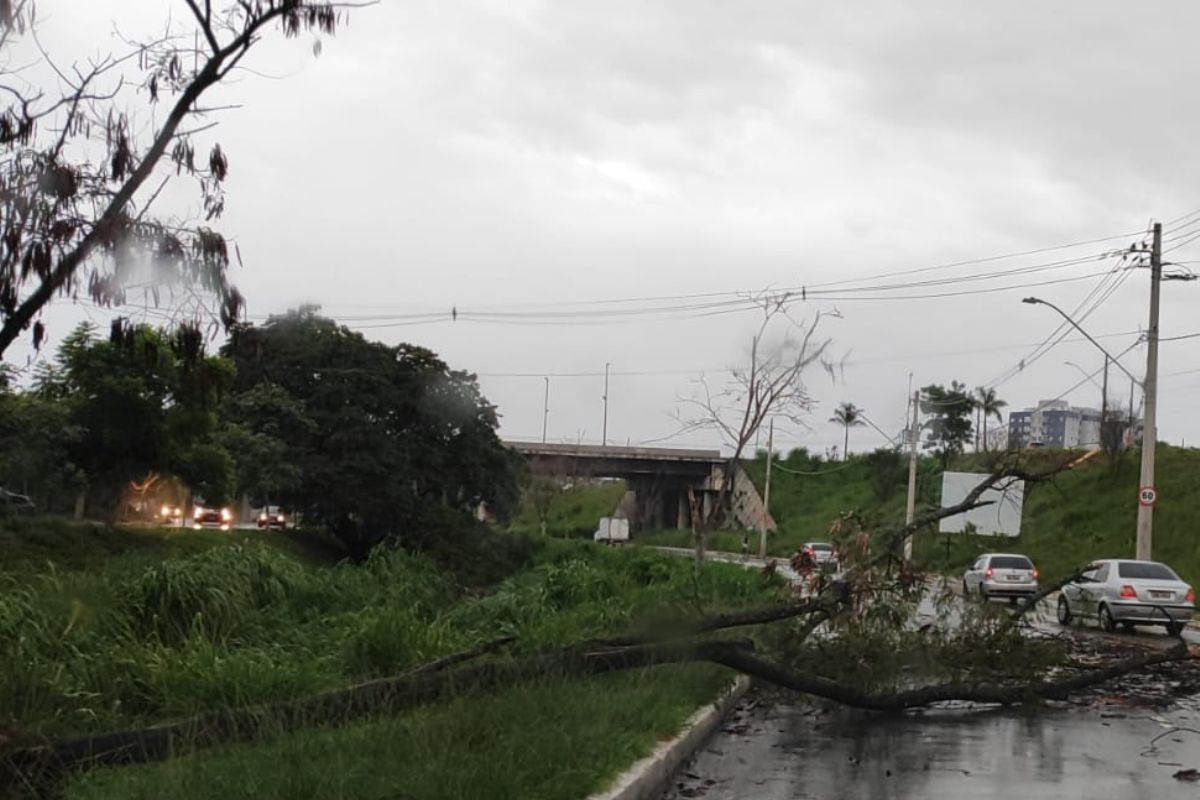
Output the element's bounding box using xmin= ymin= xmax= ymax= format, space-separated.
xmin=800 ymin=542 xmax=839 ymax=572
xmin=962 ymin=553 xmax=1039 ymax=601
xmin=1057 ymin=559 xmax=1194 ymax=636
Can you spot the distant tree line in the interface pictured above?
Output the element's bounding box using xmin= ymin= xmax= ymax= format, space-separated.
xmin=0 ymin=309 xmax=521 ymax=558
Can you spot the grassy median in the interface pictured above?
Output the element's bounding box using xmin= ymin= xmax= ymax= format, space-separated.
xmin=0 ymin=520 xmax=780 ymax=798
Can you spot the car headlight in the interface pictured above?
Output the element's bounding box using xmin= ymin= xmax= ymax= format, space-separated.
xmin=221 ymin=508 xmax=232 ymax=521
xmin=193 ymin=508 xmax=203 ymax=520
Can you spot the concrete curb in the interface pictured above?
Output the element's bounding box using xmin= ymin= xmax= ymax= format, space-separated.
xmin=586 ymin=675 xmax=751 ymax=800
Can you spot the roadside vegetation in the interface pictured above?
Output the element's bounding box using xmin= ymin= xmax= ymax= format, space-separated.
xmin=64 ymin=667 xmax=731 ymax=800
xmin=0 ymin=525 xmax=775 ymax=741
xmin=0 ymin=521 xmax=778 ymax=797
xmin=509 ymin=479 xmax=627 ymax=539
xmin=623 ymin=444 xmax=1200 ymax=586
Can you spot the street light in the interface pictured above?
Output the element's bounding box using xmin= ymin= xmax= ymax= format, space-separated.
xmin=1063 ymin=361 xmax=1103 ymax=391
xmin=1023 ymin=294 xmax=1154 ymax=561
xmin=1022 ymin=297 xmax=1140 ymax=385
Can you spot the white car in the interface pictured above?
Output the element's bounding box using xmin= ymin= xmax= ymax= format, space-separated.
xmin=962 ymin=553 xmax=1039 ymax=602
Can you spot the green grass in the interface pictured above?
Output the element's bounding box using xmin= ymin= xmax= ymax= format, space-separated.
xmin=65 ymin=667 xmax=732 ymax=800
xmin=510 ymin=480 xmax=628 ymax=538
xmin=0 ymin=525 xmax=779 ymax=742
xmin=0 ymin=520 xmax=777 ymax=799
xmin=637 ymin=445 xmax=1200 ymax=589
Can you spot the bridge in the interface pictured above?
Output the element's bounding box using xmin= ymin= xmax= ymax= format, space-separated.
xmin=505 ymin=441 xmax=775 ymax=533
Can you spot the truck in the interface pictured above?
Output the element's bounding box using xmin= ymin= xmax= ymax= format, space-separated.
xmin=593 ymin=517 xmax=630 ymax=546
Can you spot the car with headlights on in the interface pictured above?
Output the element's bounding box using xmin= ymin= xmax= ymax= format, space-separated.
xmin=256 ymin=506 xmax=286 ymax=530
xmin=1058 ymin=559 xmax=1194 ymax=636
xmin=192 ymin=504 xmax=233 ymax=531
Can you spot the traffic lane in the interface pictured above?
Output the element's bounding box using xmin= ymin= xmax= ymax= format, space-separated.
xmin=663 ymin=694 xmax=1200 ymax=800
xmin=967 ymin=587 xmax=1200 ymax=648
xmin=651 ymin=547 xmax=1198 ymax=645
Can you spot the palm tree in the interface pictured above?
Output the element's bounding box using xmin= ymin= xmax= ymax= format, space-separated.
xmin=829 ymin=402 xmax=865 ymax=461
xmin=975 ymin=387 xmax=1007 ymax=452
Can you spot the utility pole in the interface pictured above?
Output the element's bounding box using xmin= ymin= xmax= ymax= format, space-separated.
xmin=1136 ymin=223 xmax=1162 ymax=561
xmin=1100 ymin=355 xmax=1109 ymax=447
xmin=759 ymin=418 xmax=774 ymax=559
xmin=541 ymin=377 xmax=549 ymax=444
xmin=602 ymin=362 xmax=610 ymax=447
xmin=904 ymin=389 xmax=920 ymax=561
xmin=1129 ymin=376 xmax=1136 ymax=446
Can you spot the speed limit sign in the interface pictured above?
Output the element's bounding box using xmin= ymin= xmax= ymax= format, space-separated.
xmin=1139 ymin=486 xmax=1158 ymax=506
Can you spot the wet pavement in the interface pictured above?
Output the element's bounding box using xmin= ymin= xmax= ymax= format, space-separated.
xmin=652 ymin=546 xmax=1200 ymax=797
xmin=663 ymin=694 xmax=1200 ymax=800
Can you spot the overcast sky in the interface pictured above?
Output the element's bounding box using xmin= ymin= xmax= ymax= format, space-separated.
xmin=12 ymin=1 xmax=1200 ymax=455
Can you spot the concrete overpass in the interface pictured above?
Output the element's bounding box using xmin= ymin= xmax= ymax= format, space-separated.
xmin=506 ymin=441 xmax=775 ymax=533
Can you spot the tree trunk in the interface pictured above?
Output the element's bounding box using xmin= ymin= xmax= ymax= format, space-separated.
xmin=843 ymin=426 xmax=849 ymax=461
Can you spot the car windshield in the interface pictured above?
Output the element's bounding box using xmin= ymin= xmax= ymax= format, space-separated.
xmin=808 ymin=544 xmax=833 ymax=552
xmin=990 ymin=556 xmax=1033 ymax=570
xmin=1117 ymin=562 xmax=1178 ymax=580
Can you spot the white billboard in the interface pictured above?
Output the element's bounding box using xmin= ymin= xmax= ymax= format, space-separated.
xmin=938 ymin=471 xmax=1024 ymax=537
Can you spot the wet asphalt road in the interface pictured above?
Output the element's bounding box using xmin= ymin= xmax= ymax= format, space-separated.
xmin=663 ymin=697 xmax=1200 ymax=800
xmin=653 ymin=547 xmax=1200 ymax=798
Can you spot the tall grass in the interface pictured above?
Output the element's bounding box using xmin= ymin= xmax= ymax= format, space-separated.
xmin=0 ymin=534 xmax=779 ymax=741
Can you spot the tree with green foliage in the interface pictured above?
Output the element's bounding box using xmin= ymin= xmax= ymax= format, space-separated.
xmin=921 ymin=382 xmax=974 ymax=467
xmin=974 ymin=386 xmax=1007 ymax=452
xmin=863 ymin=447 xmax=906 ymax=502
xmin=222 ymin=309 xmax=520 ymax=558
xmin=829 ymin=401 xmax=864 ymax=461
xmin=217 ymin=382 xmax=314 ymax=508
xmin=35 ymin=321 xmax=235 ymax=517
xmin=0 ymin=379 xmax=82 ymax=510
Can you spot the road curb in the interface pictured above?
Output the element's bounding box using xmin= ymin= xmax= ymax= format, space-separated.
xmin=586 ymin=675 xmax=751 ymax=800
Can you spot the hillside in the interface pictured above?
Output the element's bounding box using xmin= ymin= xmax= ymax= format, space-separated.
xmin=631 ymin=445 xmax=1200 ymax=588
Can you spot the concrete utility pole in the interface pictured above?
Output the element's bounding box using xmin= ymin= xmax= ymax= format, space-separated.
xmin=1101 ymin=355 xmax=1109 ymax=445
xmin=904 ymin=389 xmax=920 ymax=561
xmin=1136 ymin=223 xmax=1162 ymax=561
xmin=759 ymin=418 xmax=774 ymax=559
xmin=541 ymin=377 xmax=550 ymax=444
xmin=602 ymin=362 xmax=610 ymax=447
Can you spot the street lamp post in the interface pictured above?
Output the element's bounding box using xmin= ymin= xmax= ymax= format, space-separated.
xmin=1023 ymin=295 xmax=1151 ymax=559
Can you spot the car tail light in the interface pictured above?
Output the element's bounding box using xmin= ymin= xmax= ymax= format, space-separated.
xmin=1031 ymin=568 xmax=1039 ymax=579
xmin=1187 ymin=587 xmax=1195 ymax=603
xmin=984 ymin=568 xmax=993 ymax=578
xmin=193 ymin=507 xmax=203 ymax=520
xmin=1119 ymin=584 xmax=1137 ymax=599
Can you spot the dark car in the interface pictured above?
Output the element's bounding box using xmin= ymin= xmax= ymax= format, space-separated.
xmin=257 ymin=506 xmax=286 ymax=530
